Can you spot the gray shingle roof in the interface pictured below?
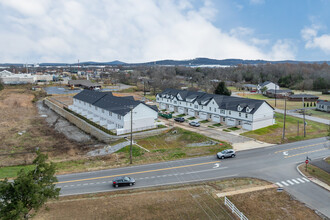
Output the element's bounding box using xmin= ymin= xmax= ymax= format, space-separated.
xmin=158 ymin=88 xmax=273 ymax=114
xmin=73 ymin=90 xmax=157 ymax=116
xmin=259 ymin=81 xmax=276 ymax=87
xmin=317 ymin=100 xmax=330 ymax=106
xmin=289 ymin=94 xmax=319 ymax=98
xmin=267 ymin=89 xmax=292 ymax=94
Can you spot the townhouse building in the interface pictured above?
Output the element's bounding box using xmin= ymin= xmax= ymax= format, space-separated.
xmin=69 ymin=90 xmax=158 ymax=135
xmin=157 ymin=89 xmax=275 ymax=130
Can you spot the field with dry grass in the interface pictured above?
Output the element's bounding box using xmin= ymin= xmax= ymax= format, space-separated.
xmin=33 ymin=178 xmax=321 ymax=220
xmin=229 ymin=188 xmax=321 ymax=220
xmin=0 ymin=87 xmax=93 ymax=167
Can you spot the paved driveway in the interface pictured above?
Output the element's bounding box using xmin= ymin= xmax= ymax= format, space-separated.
xmin=160 ymin=118 xmax=273 ymax=151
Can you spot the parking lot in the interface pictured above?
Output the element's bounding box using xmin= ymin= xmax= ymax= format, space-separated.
xmin=160 ymin=114 xmax=273 ymax=151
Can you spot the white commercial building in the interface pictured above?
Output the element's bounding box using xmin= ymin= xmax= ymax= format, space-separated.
xmin=69 ymin=90 xmax=158 ymax=135
xmin=157 ymin=89 xmax=275 ymax=131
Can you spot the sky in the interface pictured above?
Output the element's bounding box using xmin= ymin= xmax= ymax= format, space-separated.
xmin=0 ymin=0 xmax=329 ymax=63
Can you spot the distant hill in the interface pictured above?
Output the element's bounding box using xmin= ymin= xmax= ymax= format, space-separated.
xmin=0 ymin=58 xmax=329 ymax=67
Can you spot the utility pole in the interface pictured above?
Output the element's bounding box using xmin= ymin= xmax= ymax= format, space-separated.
xmin=303 ymin=97 xmax=306 ymax=137
xmin=143 ymin=80 xmax=146 ymax=97
xmin=282 ymin=97 xmax=287 ymax=142
xmin=274 ymin=85 xmax=277 ymax=107
xmin=130 ymin=106 xmax=133 ymax=164
xmin=297 ymin=120 xmax=299 ymax=136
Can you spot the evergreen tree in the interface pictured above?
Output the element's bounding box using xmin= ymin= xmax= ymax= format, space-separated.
xmin=0 ymin=150 xmax=60 ymax=220
xmin=214 ymin=82 xmax=231 ymax=96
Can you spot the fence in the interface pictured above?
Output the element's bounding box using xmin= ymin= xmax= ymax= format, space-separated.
xmin=224 ymin=196 xmax=248 ymax=220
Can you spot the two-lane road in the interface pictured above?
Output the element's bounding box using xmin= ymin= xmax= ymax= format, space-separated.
xmin=57 ymin=137 xmax=330 ymax=217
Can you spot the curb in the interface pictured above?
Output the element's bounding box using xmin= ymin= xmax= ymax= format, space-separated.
xmin=296 ymin=163 xmax=330 ymax=192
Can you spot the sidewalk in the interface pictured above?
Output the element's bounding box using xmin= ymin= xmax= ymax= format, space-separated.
xmin=216 ymin=184 xmax=276 ymax=197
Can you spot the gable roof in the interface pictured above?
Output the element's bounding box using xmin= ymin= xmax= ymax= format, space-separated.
xmin=317 ymin=100 xmax=330 ymax=106
xmin=259 ymin=81 xmax=276 ymax=87
xmin=73 ymin=90 xmax=157 ymax=116
xmin=73 ymin=89 xmax=112 ymax=104
xmin=158 ymin=88 xmax=274 ymax=113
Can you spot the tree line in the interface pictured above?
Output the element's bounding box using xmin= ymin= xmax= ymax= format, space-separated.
xmin=109 ymin=62 xmax=330 ymax=94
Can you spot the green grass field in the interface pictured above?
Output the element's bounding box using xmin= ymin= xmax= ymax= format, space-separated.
xmin=242 ymin=112 xmax=329 ymax=144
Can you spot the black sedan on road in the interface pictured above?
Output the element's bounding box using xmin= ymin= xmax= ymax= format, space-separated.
xmin=112 ymin=176 xmax=136 ymax=188
xmin=174 ymin=117 xmax=185 ymax=122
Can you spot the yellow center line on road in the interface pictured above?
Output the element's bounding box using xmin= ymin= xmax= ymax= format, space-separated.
xmin=57 ymin=161 xmax=218 ymax=184
xmin=274 ymin=142 xmax=329 ymax=154
xmin=284 ymin=148 xmax=327 ymax=158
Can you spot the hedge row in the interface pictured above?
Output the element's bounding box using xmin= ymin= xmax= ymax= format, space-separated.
xmin=63 ymin=107 xmax=116 ymax=135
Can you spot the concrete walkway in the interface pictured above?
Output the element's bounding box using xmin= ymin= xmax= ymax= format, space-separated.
xmin=275 ymin=108 xmax=330 ymax=125
xmin=87 ymin=141 xmax=130 ymax=156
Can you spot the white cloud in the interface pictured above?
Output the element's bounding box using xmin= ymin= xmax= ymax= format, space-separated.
xmin=268 ymin=40 xmax=295 ymax=60
xmin=249 ymin=0 xmax=265 ymax=5
xmin=301 ymin=26 xmax=330 ymax=53
xmin=0 ymin=0 xmax=294 ymax=62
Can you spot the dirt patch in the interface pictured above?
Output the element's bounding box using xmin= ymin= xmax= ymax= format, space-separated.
xmin=0 ymin=88 xmax=98 ymax=167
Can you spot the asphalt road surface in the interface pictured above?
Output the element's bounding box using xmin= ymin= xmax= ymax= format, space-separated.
xmin=57 ymin=137 xmax=330 ymax=218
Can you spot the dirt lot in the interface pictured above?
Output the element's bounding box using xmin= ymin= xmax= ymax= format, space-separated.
xmin=0 ymin=87 xmax=96 ymax=167
xmin=33 ymin=178 xmax=322 ymax=220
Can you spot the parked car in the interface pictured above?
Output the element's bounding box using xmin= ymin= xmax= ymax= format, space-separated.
xmin=174 ymin=117 xmax=185 ymax=122
xmin=112 ymin=176 xmax=135 ymax=188
xmin=189 ymin=121 xmax=200 ymax=127
xmin=216 ymin=149 xmax=236 ymax=159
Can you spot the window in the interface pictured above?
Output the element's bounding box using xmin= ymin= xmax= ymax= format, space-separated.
xmin=212 ymin=101 xmax=214 ymax=104
xmin=174 ymin=101 xmax=177 ymax=104
xmin=209 ymin=107 xmax=211 ymax=111
xmin=214 ymin=108 xmax=216 ymax=112
xmin=239 ymin=113 xmax=241 ymax=117
xmin=220 ymin=109 xmax=225 ymax=114
xmin=229 ymin=111 xmax=231 ymax=115
xmin=179 ymin=102 xmax=181 ymax=104
xmin=117 ymin=115 xmax=121 ymax=120
xmin=190 ymin=104 xmax=192 ymax=107
xmin=245 ymin=114 xmax=248 ymax=118
xmin=109 ymin=112 xmax=112 ymax=116
xmin=194 ymin=105 xmax=198 ymax=109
